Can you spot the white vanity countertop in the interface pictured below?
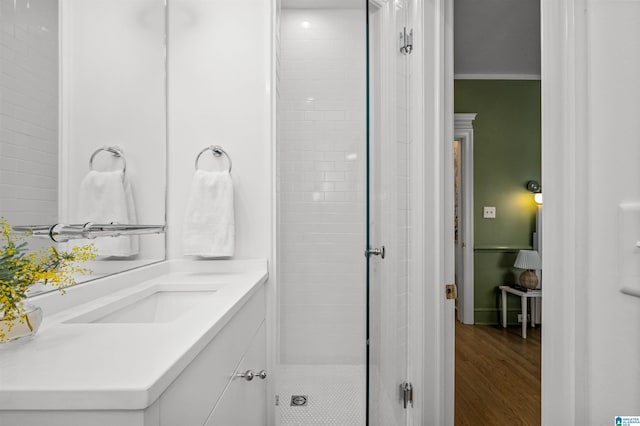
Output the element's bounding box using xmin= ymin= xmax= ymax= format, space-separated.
xmin=0 ymin=259 xmax=268 ymax=411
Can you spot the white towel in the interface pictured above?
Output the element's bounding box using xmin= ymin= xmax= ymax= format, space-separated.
xmin=182 ymin=170 xmax=234 ymax=257
xmin=75 ymin=170 xmax=139 ymax=257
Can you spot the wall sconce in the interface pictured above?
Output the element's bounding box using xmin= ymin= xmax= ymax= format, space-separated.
xmin=534 ymin=193 xmax=543 ymax=205
xmin=526 ymin=180 xmax=543 ymax=205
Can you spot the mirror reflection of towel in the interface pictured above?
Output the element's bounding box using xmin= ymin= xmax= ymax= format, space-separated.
xmin=76 ymin=170 xmax=139 ymax=257
xmin=182 ymin=170 xmax=234 ymax=257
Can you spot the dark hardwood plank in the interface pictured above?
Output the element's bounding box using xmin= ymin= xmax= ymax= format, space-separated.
xmin=455 ymin=322 xmax=541 ymax=425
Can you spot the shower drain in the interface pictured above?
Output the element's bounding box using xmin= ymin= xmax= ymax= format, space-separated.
xmin=290 ymin=395 xmax=308 ymax=406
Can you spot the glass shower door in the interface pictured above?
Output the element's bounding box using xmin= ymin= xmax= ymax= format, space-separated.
xmin=276 ymin=2 xmax=368 ymax=425
xmin=367 ymin=0 xmax=411 ymax=424
xmin=275 ymin=0 xmax=411 ymax=424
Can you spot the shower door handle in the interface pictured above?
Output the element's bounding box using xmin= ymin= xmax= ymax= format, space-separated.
xmin=365 ymin=246 xmax=385 ymax=259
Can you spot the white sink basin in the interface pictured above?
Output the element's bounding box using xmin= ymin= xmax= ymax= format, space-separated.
xmin=67 ymin=286 xmax=217 ymax=324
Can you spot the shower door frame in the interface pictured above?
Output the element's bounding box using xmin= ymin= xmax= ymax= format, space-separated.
xmin=367 ymin=0 xmax=410 ymax=424
xmin=404 ymin=0 xmax=455 ymax=425
xmin=367 ymin=0 xmax=455 ymax=424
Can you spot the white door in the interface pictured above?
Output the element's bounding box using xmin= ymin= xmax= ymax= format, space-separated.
xmin=368 ymin=1 xmax=411 ymax=424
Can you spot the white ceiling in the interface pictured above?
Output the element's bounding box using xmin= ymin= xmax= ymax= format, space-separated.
xmin=454 ymin=0 xmax=541 ymax=78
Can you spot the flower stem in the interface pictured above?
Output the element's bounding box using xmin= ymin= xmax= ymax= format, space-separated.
xmin=24 ymin=313 xmax=33 ymax=332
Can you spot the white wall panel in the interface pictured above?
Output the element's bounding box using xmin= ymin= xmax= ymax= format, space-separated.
xmin=543 ymin=0 xmax=640 ymax=423
xmin=586 ymin=0 xmax=640 ymax=421
xmin=167 ymin=0 xmax=272 ymax=260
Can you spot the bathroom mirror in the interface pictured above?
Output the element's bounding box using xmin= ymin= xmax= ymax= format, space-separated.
xmin=0 ymin=0 xmax=167 ymax=294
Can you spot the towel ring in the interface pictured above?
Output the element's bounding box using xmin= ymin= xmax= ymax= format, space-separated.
xmin=89 ymin=146 xmax=126 ymax=174
xmin=195 ymin=145 xmax=232 ymax=173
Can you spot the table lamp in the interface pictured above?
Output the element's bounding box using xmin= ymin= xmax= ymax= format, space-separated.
xmin=514 ymin=250 xmax=541 ymax=289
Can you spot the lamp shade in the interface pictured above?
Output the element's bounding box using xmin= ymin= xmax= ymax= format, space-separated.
xmin=514 ymin=250 xmax=541 ymax=270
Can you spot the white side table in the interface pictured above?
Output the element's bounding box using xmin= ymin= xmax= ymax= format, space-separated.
xmin=498 ymin=285 xmax=542 ymax=339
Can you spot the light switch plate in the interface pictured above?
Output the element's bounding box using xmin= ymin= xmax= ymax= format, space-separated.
xmin=483 ymin=206 xmax=496 ymax=219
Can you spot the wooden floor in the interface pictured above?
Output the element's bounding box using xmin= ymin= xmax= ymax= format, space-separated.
xmin=455 ymin=322 xmax=541 ymax=425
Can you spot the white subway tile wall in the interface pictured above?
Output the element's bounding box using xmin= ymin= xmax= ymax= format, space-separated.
xmin=0 ymin=0 xmax=59 ymax=226
xmin=277 ymin=9 xmax=366 ymax=365
xmin=168 ymin=0 xmax=271 ymax=260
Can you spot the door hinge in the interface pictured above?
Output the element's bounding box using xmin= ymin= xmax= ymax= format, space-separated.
xmin=446 ymin=283 xmax=457 ymax=300
xmin=399 ymin=27 xmax=413 ymax=55
xmin=401 ymin=382 xmax=413 ymax=409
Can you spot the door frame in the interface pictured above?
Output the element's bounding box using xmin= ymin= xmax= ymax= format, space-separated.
xmin=409 ymin=0 xmax=454 ymax=424
xmin=453 ymin=113 xmax=477 ymax=325
xmin=540 ymin=0 xmax=586 ymax=423
xmin=366 ymin=0 xmax=455 ymax=423
xmin=435 ymin=1 xmax=586 ymax=424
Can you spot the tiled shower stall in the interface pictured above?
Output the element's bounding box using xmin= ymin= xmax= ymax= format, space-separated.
xmin=275 ymin=2 xmax=411 ymax=424
xmin=276 ymin=7 xmax=367 ymax=424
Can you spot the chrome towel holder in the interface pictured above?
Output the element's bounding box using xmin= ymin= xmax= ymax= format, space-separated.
xmin=195 ymin=145 xmax=232 ymax=173
xmin=89 ymin=146 xmax=126 ymax=174
xmin=13 ymin=223 xmax=167 ymax=243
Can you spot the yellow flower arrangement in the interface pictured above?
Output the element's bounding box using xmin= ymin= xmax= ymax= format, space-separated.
xmin=0 ymin=219 xmax=96 ymax=342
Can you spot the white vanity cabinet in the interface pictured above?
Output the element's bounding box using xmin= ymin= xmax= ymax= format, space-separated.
xmin=205 ymin=322 xmax=266 ymax=425
xmin=0 ymin=264 xmax=268 ymax=426
xmin=159 ymin=286 xmax=267 ymax=425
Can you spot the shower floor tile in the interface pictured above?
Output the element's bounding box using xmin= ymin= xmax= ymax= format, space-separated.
xmin=275 ymin=365 xmax=366 ymax=426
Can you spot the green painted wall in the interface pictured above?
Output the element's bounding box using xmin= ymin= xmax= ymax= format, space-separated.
xmin=454 ymin=80 xmax=541 ymax=324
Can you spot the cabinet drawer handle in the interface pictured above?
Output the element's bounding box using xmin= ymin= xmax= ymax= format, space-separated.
xmin=236 ymin=370 xmax=255 ymax=381
xmin=235 ymin=369 xmax=267 ymax=381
